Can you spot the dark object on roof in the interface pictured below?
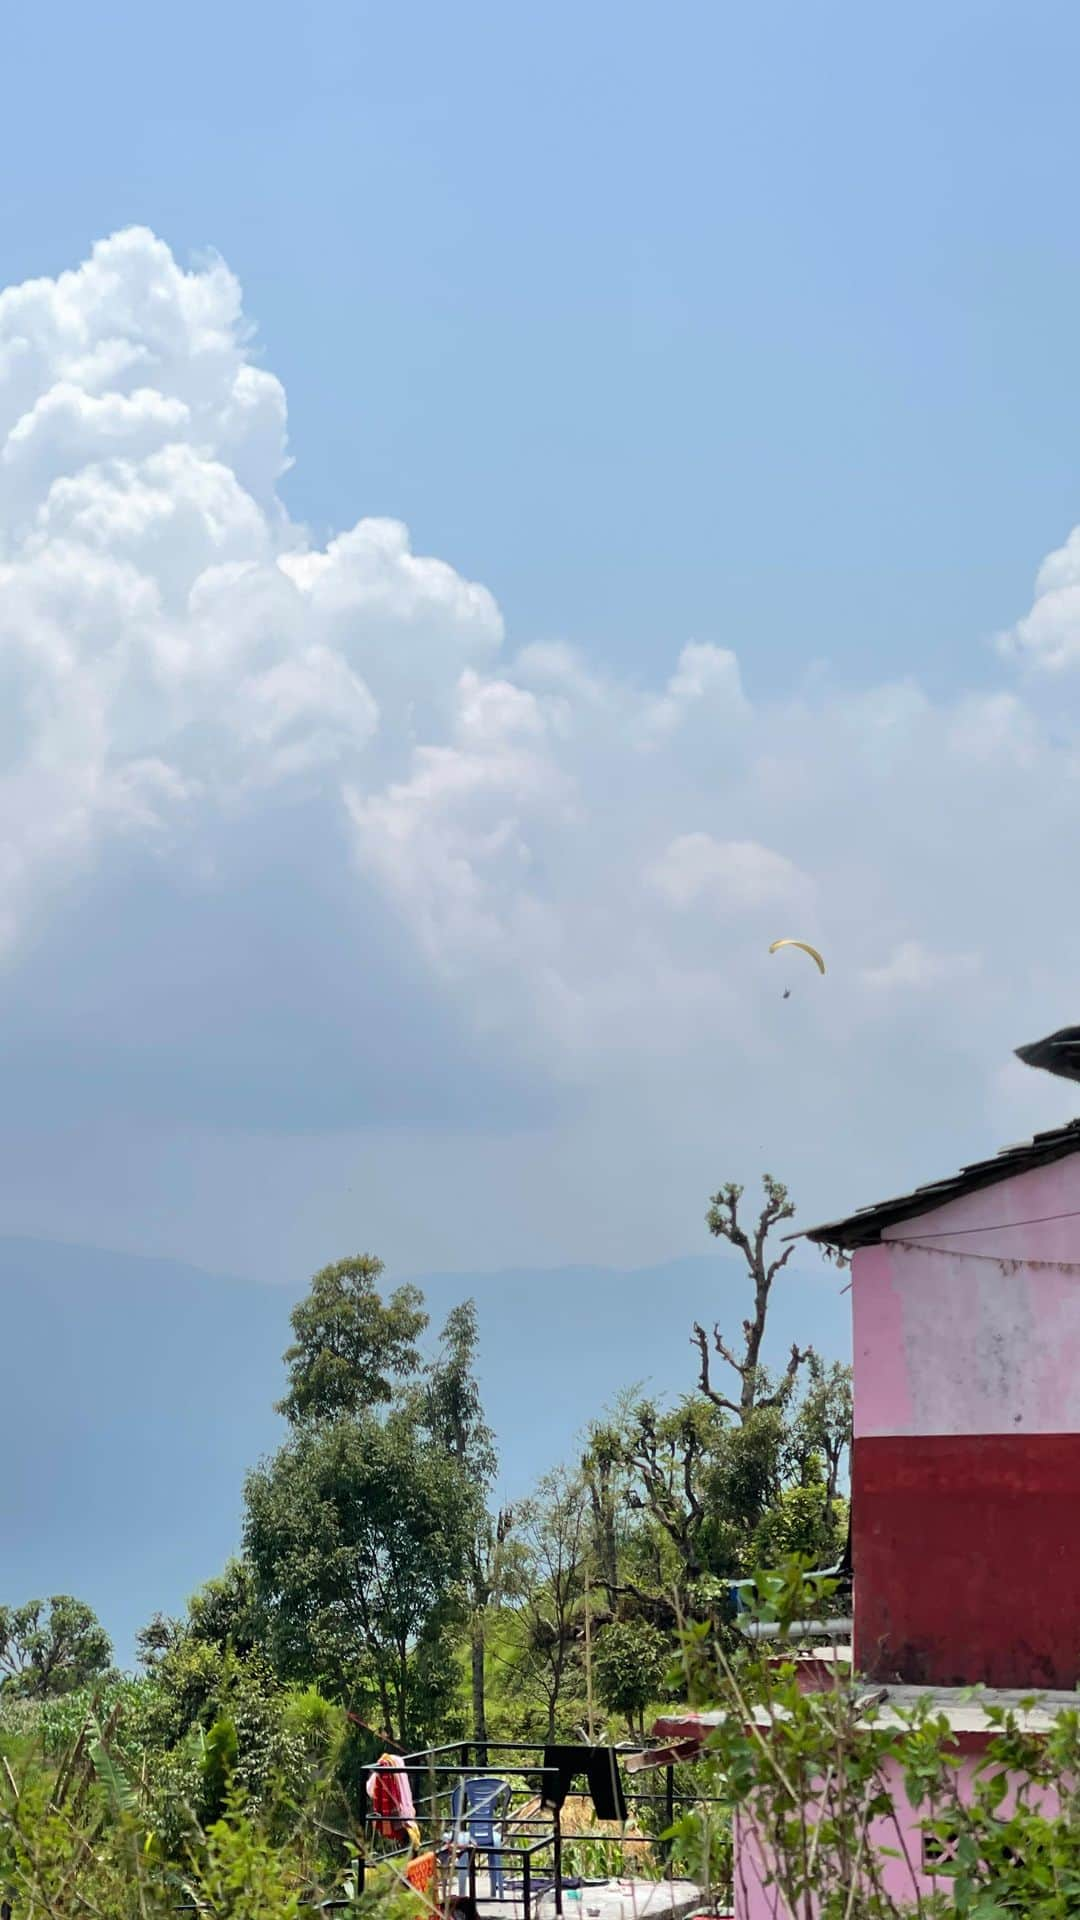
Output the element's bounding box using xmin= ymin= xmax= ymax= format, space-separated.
xmin=801 ymin=1118 xmax=1080 ymax=1252
xmin=1015 ymin=1026 xmax=1080 ymax=1084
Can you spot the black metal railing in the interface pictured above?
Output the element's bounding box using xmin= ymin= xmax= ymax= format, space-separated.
xmin=357 ymin=1738 xmax=729 ymax=1919
xmin=161 ymin=1738 xmax=730 ymax=1920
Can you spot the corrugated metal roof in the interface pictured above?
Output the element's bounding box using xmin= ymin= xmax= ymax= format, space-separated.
xmin=800 ymin=1117 xmax=1080 ymax=1251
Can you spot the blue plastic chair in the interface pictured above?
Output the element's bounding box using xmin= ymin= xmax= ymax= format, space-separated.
xmin=444 ymin=1776 xmax=511 ymax=1898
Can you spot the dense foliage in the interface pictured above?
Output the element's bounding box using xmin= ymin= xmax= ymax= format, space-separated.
xmin=0 ymin=1173 xmax=861 ymax=1911
xmin=8 ymin=1179 xmax=1080 ymax=1913
xmin=0 ymin=1598 xmax=112 ymax=1700
xmin=675 ymin=1566 xmax=1080 ymax=1917
xmin=3 ymin=1177 xmax=852 ymax=1758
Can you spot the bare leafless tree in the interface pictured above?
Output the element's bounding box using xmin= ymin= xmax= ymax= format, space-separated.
xmin=693 ymin=1174 xmax=811 ymax=1421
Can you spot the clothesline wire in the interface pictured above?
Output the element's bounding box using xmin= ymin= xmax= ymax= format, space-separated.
xmin=890 ymin=1237 xmax=1080 ymax=1272
xmin=890 ymin=1204 xmax=1080 ymax=1241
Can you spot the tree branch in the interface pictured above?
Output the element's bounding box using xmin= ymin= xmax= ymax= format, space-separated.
xmin=765 ymin=1242 xmax=796 ymax=1288
xmin=706 ymin=1183 xmax=753 ymax=1261
xmin=756 ymin=1341 xmax=814 ymax=1411
xmin=691 ymin=1322 xmax=742 ymax=1414
xmin=714 ymin=1325 xmax=747 ymax=1379
xmin=681 ymin=1430 xmax=702 ymax=1527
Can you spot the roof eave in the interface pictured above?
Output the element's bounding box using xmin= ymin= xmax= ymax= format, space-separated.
xmin=796 ymin=1119 xmax=1080 ymax=1252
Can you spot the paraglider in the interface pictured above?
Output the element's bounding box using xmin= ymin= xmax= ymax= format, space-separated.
xmin=769 ymin=938 xmax=826 ymax=975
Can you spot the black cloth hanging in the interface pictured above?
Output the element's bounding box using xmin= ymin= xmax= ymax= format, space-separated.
xmin=584 ymin=1746 xmax=626 ymax=1822
xmin=540 ymin=1746 xmax=627 ymax=1824
xmin=540 ymin=1746 xmax=576 ymax=1813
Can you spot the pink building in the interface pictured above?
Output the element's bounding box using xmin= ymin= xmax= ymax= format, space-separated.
xmin=806 ymin=1023 xmax=1080 ymax=1691
xmin=647 ymin=1695 xmax=1067 ymax=1917
xmin=644 ymin=1028 xmax=1080 ymax=1915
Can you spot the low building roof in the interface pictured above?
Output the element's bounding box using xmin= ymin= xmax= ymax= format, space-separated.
xmin=876 ymin=1686 xmax=1080 ymax=1734
xmin=631 ymin=1688 xmax=1080 ymax=1766
xmin=799 ymin=1116 xmax=1080 ymax=1252
xmin=800 ymin=1028 xmax=1080 ymax=1252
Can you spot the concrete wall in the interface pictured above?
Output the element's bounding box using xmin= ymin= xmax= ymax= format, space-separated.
xmin=850 ymin=1153 xmax=1080 ymax=1686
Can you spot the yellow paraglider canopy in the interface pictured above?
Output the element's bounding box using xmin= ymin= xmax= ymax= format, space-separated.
xmin=769 ymin=938 xmax=825 ymax=975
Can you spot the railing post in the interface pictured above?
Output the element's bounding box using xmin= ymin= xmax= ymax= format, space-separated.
xmin=553 ymin=1806 xmax=563 ymax=1917
xmin=665 ymin=1762 xmax=675 ymax=1860
xmin=358 ymin=1763 xmax=371 ymax=1881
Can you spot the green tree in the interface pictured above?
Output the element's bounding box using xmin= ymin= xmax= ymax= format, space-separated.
xmin=791 ymin=1353 xmax=853 ymax=1508
xmin=187 ymin=1558 xmax=261 ymax=1656
xmin=586 ymin=1389 xmax=836 ymax=1625
xmin=423 ymin=1300 xmax=508 ymax=1752
xmin=592 ymin=1620 xmax=667 ymax=1738
xmin=606 ymin=1397 xmax=726 ymax=1597
xmin=277 ymin=1254 xmax=427 ymax=1427
xmin=509 ymin=1468 xmax=589 ymax=1740
xmin=0 ymin=1596 xmax=111 ymax=1698
xmin=135 ymin=1610 xmax=184 ymax=1670
xmin=581 ymin=1420 xmax=626 ymax=1605
xmin=244 ymin=1410 xmax=471 ymax=1745
xmin=423 ymin=1301 xmax=496 ymax=1484
xmin=751 ymin=1481 xmax=847 ymax=1571
xmin=132 ymin=1635 xmax=331 ymax=1839
xmin=137 ymin=1561 xmax=258 ymax=1674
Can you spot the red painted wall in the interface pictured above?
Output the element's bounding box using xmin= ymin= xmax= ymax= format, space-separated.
xmin=853 ymin=1433 xmax=1080 ymax=1689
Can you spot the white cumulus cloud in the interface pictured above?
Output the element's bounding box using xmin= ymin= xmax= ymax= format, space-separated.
xmin=860 ymin=941 xmax=981 ymax=994
xmin=646 ymin=834 xmax=811 ymax=915
xmin=0 ymin=229 xmax=501 ymax=953
xmin=0 ymin=225 xmax=1079 ymax=1270
xmin=1000 ymin=522 xmax=1080 ymax=672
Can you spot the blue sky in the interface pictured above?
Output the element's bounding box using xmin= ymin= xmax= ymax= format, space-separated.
xmin=9 ymin=0 xmax=1080 ymax=695
xmin=5 ymin=0 xmax=1080 ymax=1647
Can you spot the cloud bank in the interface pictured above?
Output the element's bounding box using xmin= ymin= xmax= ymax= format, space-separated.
xmin=1 ymin=227 xmax=1079 ymax=1268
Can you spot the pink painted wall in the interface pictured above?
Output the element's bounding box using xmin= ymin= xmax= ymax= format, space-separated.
xmin=852 ymin=1153 xmax=1080 ymax=1440
xmin=733 ymin=1751 xmax=1056 ymax=1918
xmin=739 ymin=1143 xmax=1080 ymax=1913
xmin=851 ymin=1146 xmax=1080 ymax=1684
